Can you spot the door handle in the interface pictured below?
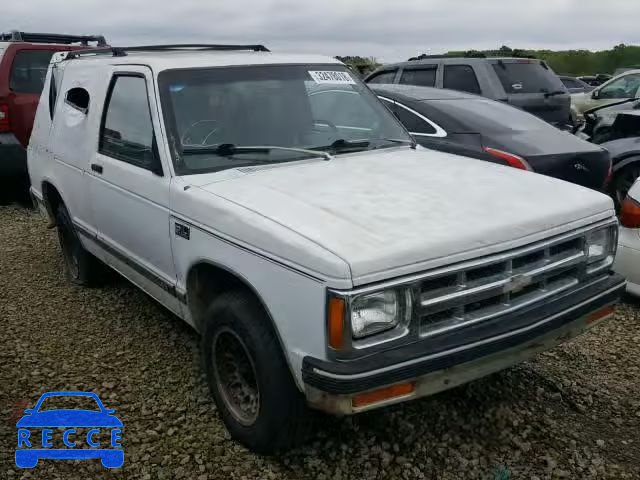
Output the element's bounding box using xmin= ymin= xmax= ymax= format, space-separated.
xmin=91 ymin=164 xmax=103 ymax=174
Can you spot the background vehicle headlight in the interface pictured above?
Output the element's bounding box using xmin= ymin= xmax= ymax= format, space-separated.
xmin=585 ymin=226 xmax=616 ymax=264
xmin=351 ymin=289 xmax=411 ymax=339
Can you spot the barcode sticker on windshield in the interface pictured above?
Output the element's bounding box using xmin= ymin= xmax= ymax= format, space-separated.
xmin=308 ymin=71 xmax=356 ymax=85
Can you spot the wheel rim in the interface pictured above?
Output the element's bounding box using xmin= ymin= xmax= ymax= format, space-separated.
xmin=212 ymin=328 xmax=260 ymax=426
xmin=58 ymin=222 xmax=80 ymax=279
xmin=615 ymin=166 xmax=640 ymax=207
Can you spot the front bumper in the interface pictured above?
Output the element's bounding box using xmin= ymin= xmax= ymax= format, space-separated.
xmin=303 ymin=273 xmax=625 ymax=415
xmin=0 ymin=133 xmax=27 ymax=177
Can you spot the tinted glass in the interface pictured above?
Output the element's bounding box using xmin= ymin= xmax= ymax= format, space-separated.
xmin=159 ymin=65 xmax=411 ymax=174
xmin=443 ymin=65 xmax=481 ymax=94
xmin=599 ymin=74 xmax=640 ymax=99
xmin=367 ymin=70 xmax=397 ymax=84
xmin=100 ymin=76 xmax=156 ymax=169
xmin=10 ymin=50 xmax=55 ymax=94
xmin=399 ymin=67 xmax=436 ymax=87
xmin=561 ymin=78 xmax=579 ymax=89
xmin=429 ymin=98 xmax=549 ymax=133
xmin=381 ymin=100 xmax=436 ymax=135
xmin=491 ymin=61 xmax=565 ymax=94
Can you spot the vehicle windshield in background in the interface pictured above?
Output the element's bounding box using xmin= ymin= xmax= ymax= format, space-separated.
xmin=9 ymin=50 xmax=56 ymax=94
xmin=159 ymin=65 xmax=411 ymax=174
xmin=491 ymin=60 xmax=565 ymax=94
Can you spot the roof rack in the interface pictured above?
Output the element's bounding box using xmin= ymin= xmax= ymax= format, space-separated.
xmin=65 ymin=43 xmax=270 ymax=60
xmin=0 ymin=30 xmax=107 ymax=46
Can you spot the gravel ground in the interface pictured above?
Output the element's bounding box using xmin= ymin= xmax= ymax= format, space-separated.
xmin=1 ymin=204 xmax=639 ymax=480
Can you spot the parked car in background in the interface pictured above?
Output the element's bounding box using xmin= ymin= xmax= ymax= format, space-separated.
xmin=578 ymin=74 xmax=612 ymax=87
xmin=371 ymin=84 xmax=611 ymax=191
xmin=0 ymin=30 xmax=106 ymax=203
xmin=579 ymin=99 xmax=640 ymax=144
xmin=559 ymin=75 xmax=594 ymax=94
xmin=29 ymin=44 xmax=624 ymax=453
xmin=613 ymin=177 xmax=640 ymax=296
xmin=571 ymin=70 xmax=640 ymax=123
xmin=365 ymin=57 xmax=571 ymax=128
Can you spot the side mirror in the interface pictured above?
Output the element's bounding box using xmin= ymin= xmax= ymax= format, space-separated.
xmin=23 ymin=409 xmax=35 ymax=414
xmin=104 ymin=408 xmax=115 ymax=414
xmin=592 ymin=90 xmax=600 ymax=99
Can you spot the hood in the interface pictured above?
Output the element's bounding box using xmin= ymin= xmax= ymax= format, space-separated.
xmin=16 ymin=409 xmax=123 ymax=427
xmin=189 ymin=147 xmax=614 ymax=285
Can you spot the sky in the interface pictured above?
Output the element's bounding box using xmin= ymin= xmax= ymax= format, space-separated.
xmin=3 ymin=0 xmax=640 ymax=62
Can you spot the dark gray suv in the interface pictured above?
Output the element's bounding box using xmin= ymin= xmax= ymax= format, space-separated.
xmin=365 ymin=57 xmax=571 ymax=128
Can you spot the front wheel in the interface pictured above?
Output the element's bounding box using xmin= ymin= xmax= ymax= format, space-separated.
xmin=201 ymin=291 xmax=311 ymax=453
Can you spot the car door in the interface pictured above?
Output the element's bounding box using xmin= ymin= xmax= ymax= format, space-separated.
xmin=88 ymin=67 xmax=180 ymax=315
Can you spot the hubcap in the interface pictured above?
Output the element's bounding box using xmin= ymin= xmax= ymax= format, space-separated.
xmin=212 ymin=328 xmax=260 ymax=426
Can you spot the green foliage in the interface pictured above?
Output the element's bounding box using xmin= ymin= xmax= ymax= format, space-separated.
xmin=408 ymin=44 xmax=640 ymax=76
xmin=335 ymin=56 xmax=380 ymax=77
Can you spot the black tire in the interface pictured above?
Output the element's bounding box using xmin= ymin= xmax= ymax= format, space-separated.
xmin=201 ymin=291 xmax=311 ymax=453
xmin=55 ymin=204 xmax=102 ymax=286
xmin=609 ymin=163 xmax=640 ymax=212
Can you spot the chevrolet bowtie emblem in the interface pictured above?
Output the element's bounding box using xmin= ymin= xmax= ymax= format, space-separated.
xmin=504 ymin=274 xmax=533 ymax=294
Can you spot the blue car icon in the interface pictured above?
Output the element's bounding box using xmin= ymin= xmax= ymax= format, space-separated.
xmin=15 ymin=391 xmax=123 ymax=468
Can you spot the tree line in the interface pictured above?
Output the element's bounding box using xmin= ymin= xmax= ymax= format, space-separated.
xmin=337 ymin=44 xmax=640 ymax=77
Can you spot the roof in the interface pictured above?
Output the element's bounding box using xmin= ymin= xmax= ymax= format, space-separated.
xmin=58 ymin=49 xmax=341 ymax=72
xmin=369 ymin=83 xmax=482 ymax=101
xmin=374 ymin=56 xmax=542 ymax=71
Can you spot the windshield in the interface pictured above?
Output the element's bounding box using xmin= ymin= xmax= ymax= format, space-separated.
xmin=491 ymin=61 xmax=565 ymax=94
xmin=159 ymin=64 xmax=411 ymax=174
xmin=430 ymin=98 xmax=551 ymax=133
xmin=37 ymin=395 xmax=101 ymax=412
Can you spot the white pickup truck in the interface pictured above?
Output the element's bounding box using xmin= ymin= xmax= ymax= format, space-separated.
xmin=28 ymin=44 xmax=625 ymax=453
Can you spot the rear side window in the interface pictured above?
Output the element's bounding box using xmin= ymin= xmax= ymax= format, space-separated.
xmin=9 ymin=50 xmax=56 ymax=94
xmin=399 ymin=67 xmax=437 ymax=87
xmin=443 ymin=65 xmax=481 ymax=94
xmin=367 ymin=70 xmax=397 ymax=84
xmin=381 ymin=99 xmax=437 ymax=135
xmin=491 ymin=61 xmax=564 ymax=94
xmin=99 ymin=75 xmax=157 ymax=170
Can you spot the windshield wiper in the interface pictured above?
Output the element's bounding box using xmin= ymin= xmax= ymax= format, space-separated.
xmin=542 ymin=90 xmax=566 ymax=98
xmin=182 ymin=144 xmax=332 ymax=160
xmin=312 ymin=139 xmax=371 ymax=153
xmin=371 ymin=138 xmax=417 ymax=149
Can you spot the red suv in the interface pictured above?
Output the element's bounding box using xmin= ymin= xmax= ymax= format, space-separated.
xmin=0 ymin=31 xmax=106 ymax=200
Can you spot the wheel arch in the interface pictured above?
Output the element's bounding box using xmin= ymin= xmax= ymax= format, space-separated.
xmin=40 ymin=179 xmax=66 ymax=225
xmin=612 ymin=153 xmax=640 ymax=173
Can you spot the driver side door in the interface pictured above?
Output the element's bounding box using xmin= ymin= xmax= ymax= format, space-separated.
xmin=88 ymin=67 xmax=181 ymax=315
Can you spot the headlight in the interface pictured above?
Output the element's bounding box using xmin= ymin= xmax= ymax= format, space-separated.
xmin=585 ymin=226 xmax=617 ymax=264
xmin=351 ymin=290 xmax=407 ymax=339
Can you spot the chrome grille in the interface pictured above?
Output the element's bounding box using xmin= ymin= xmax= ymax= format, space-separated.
xmin=418 ymin=228 xmax=610 ymax=338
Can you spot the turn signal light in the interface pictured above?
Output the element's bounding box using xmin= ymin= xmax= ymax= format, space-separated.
xmin=352 ymin=383 xmax=415 ymax=408
xmin=620 ymin=196 xmax=640 ymax=228
xmin=484 ymin=147 xmax=532 ymax=171
xmin=0 ymin=104 xmax=9 ymax=133
xmin=328 ymin=297 xmax=345 ymax=350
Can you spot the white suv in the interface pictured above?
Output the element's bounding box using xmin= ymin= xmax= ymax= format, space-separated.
xmin=28 ymin=44 xmax=625 ymax=453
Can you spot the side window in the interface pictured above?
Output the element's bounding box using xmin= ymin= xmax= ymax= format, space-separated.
xmin=599 ymin=74 xmax=640 ymax=99
xmin=9 ymin=50 xmax=56 ymax=94
xmin=386 ymin=101 xmax=437 ymax=135
xmin=399 ymin=67 xmax=437 ymax=87
xmin=367 ymin=70 xmax=397 ymax=84
xmin=65 ymin=87 xmax=89 ymax=113
xmin=48 ymin=67 xmax=59 ymax=120
xmin=99 ymin=75 xmax=158 ymax=171
xmin=443 ymin=65 xmax=481 ymax=94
